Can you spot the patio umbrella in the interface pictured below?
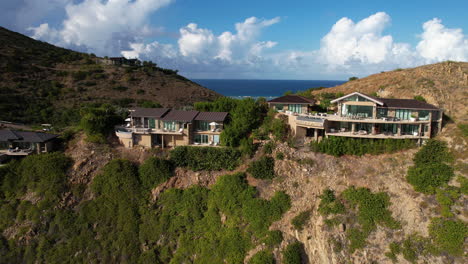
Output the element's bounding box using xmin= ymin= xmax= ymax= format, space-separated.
xmin=209 ymin=122 xmax=218 ymax=126
xmin=125 ymin=118 xmax=131 ymax=122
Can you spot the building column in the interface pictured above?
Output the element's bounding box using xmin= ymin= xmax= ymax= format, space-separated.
xmin=173 ymin=135 xmax=175 ymax=147
xmin=438 ymin=110 xmax=443 ymax=134
xmin=372 ymin=106 xmax=377 ymax=119
xmin=161 ymin=135 xmax=164 ymax=148
xmin=314 ymin=129 xmax=318 ymax=141
xmin=418 ymin=124 xmax=423 ymax=136
xmin=372 ymin=123 xmax=377 ymax=135
xmin=397 ymin=124 xmax=401 ymax=136
xmin=351 ymin=123 xmax=356 ymax=133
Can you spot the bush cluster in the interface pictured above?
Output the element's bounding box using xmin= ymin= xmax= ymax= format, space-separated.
xmin=247 ymin=156 xmax=275 ymax=179
xmin=342 ymin=187 xmax=400 ymax=252
xmin=311 ymin=137 xmax=415 ymax=156
xmin=318 ymin=189 xmax=345 ymax=216
xmin=249 ymin=250 xmax=275 ymax=264
xmin=406 ymin=140 xmax=454 ymax=194
xmin=170 ymin=146 xmax=241 ymax=171
xmin=282 ymin=242 xmax=303 ymax=264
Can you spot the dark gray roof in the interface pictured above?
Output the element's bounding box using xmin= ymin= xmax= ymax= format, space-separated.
xmin=130 ymin=107 xmax=170 ymax=118
xmin=195 ymin=112 xmax=229 ymax=122
xmin=378 ymin=98 xmax=440 ymax=110
xmin=0 ymin=130 xmax=58 ymax=143
xmin=268 ymin=95 xmax=316 ymax=104
xmin=161 ymin=110 xmax=200 ymax=122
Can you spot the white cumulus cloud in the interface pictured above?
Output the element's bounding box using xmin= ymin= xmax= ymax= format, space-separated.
xmin=29 ymin=0 xmax=173 ymax=55
xmin=417 ymin=18 xmax=468 ymax=62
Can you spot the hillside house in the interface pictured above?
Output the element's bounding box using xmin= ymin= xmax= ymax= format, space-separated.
xmin=270 ymin=92 xmax=443 ymax=143
xmin=115 ymin=108 xmax=228 ymax=148
xmin=0 ymin=130 xmax=58 ymax=156
xmin=267 ymin=95 xmax=316 ymax=114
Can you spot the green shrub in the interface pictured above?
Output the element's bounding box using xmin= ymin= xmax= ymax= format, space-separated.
xmin=291 ymin=210 xmax=311 ymax=230
xmin=282 ymin=242 xmax=303 ymax=264
xmin=347 ymin=227 xmax=368 ymax=252
xmin=311 ymin=137 xmax=415 ymax=156
xmin=263 ymin=141 xmax=275 ymax=154
xmin=80 ymin=104 xmax=122 ymax=142
xmin=429 ymin=217 xmax=467 ymax=256
xmin=239 ymin=137 xmax=257 ymax=157
xmin=247 ymin=156 xmax=275 ymax=179
xmin=407 ymin=163 xmax=454 ymax=194
xmin=138 ymin=157 xmax=173 ymax=191
xmin=435 ymin=186 xmax=460 ymax=217
xmin=458 ymin=176 xmax=468 ymax=195
xmin=413 ymin=95 xmax=427 ymax=102
xmin=249 ymin=250 xmax=275 ymax=264
xmin=385 ymin=242 xmax=401 ymax=263
xmin=457 ymin=123 xmax=468 ymax=137
xmin=413 ymin=140 xmax=453 ymax=165
xmin=262 ymin=230 xmax=283 ymax=246
xmin=170 ymin=146 xmax=240 ymax=171
xmin=276 ymin=152 xmax=284 ymax=160
xmin=318 ymin=189 xmax=345 ymax=216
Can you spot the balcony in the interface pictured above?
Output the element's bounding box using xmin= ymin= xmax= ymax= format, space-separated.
xmin=116 ymin=126 xmax=184 ymax=135
xmin=326 ymin=129 xmax=429 ymax=139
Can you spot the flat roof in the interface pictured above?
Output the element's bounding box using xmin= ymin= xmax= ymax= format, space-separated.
xmin=331 ymin=92 xmax=440 ymax=110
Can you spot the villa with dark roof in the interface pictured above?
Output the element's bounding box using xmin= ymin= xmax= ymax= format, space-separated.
xmin=115 ymin=108 xmax=228 ymax=148
xmin=269 ymin=92 xmax=443 ymax=143
xmin=267 ymin=95 xmax=316 ymax=114
xmin=0 ymin=130 xmax=58 ymax=156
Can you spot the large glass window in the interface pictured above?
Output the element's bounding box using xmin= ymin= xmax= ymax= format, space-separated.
xmin=401 ymin=124 xmax=419 ymax=135
xmin=377 ymin=108 xmax=388 ymax=118
xmin=342 ymin=105 xmax=373 ymax=117
xmin=196 ymin=121 xmax=210 ymax=131
xmin=395 ymin=109 xmax=411 ymax=120
xmin=288 ymin=104 xmax=302 ymax=113
xmin=163 ymin=121 xmax=176 ymax=131
xmin=195 ymin=134 xmax=209 ymax=144
xmin=380 ymin=123 xmax=397 ymax=134
xmin=356 ymin=123 xmax=372 ymax=133
xmin=149 ymin=119 xmax=156 ymax=129
xmin=0 ymin=142 xmax=9 ymax=150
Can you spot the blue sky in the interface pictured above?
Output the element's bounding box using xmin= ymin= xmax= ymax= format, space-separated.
xmin=1 ymin=0 xmax=467 ymax=79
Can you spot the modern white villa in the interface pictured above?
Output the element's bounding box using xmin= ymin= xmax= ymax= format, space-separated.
xmin=268 ymin=92 xmax=443 ymax=143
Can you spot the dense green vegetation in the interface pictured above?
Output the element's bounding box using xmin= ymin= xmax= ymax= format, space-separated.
xmin=79 ymin=104 xmax=123 ymax=142
xmin=0 ymin=152 xmax=291 ymax=263
xmin=252 ymin=110 xmax=288 ymax=141
xmin=428 ymin=218 xmax=467 ymax=256
xmin=318 ymin=189 xmax=346 ymax=216
xmin=248 ymin=250 xmax=275 ymax=264
xmin=195 ymin=97 xmax=268 ymax=147
xmin=317 ymin=187 xmax=399 ymax=253
xmin=311 ymin=137 xmax=416 ymax=156
xmin=170 ymin=146 xmax=241 ymax=171
xmin=247 ymin=156 xmax=276 ymax=179
xmin=406 ymin=140 xmax=454 ymax=194
xmin=282 ymin=242 xmax=304 ymax=264
xmin=138 ymin=157 xmax=174 ymax=192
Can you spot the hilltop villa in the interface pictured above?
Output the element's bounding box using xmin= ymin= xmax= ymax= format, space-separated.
xmin=268 ymin=92 xmax=443 ymax=143
xmin=115 ymin=107 xmax=228 ymax=148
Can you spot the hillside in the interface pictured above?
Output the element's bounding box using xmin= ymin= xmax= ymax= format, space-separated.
xmin=312 ymin=62 xmax=468 ymax=121
xmin=0 ymin=27 xmax=220 ymax=125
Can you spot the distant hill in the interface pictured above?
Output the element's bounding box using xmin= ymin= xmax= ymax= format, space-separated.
xmin=312 ymin=62 xmax=468 ymax=122
xmin=0 ymin=26 xmax=220 ymax=125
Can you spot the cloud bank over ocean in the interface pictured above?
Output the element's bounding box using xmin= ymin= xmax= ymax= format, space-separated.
xmin=4 ymin=0 xmax=467 ymax=79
